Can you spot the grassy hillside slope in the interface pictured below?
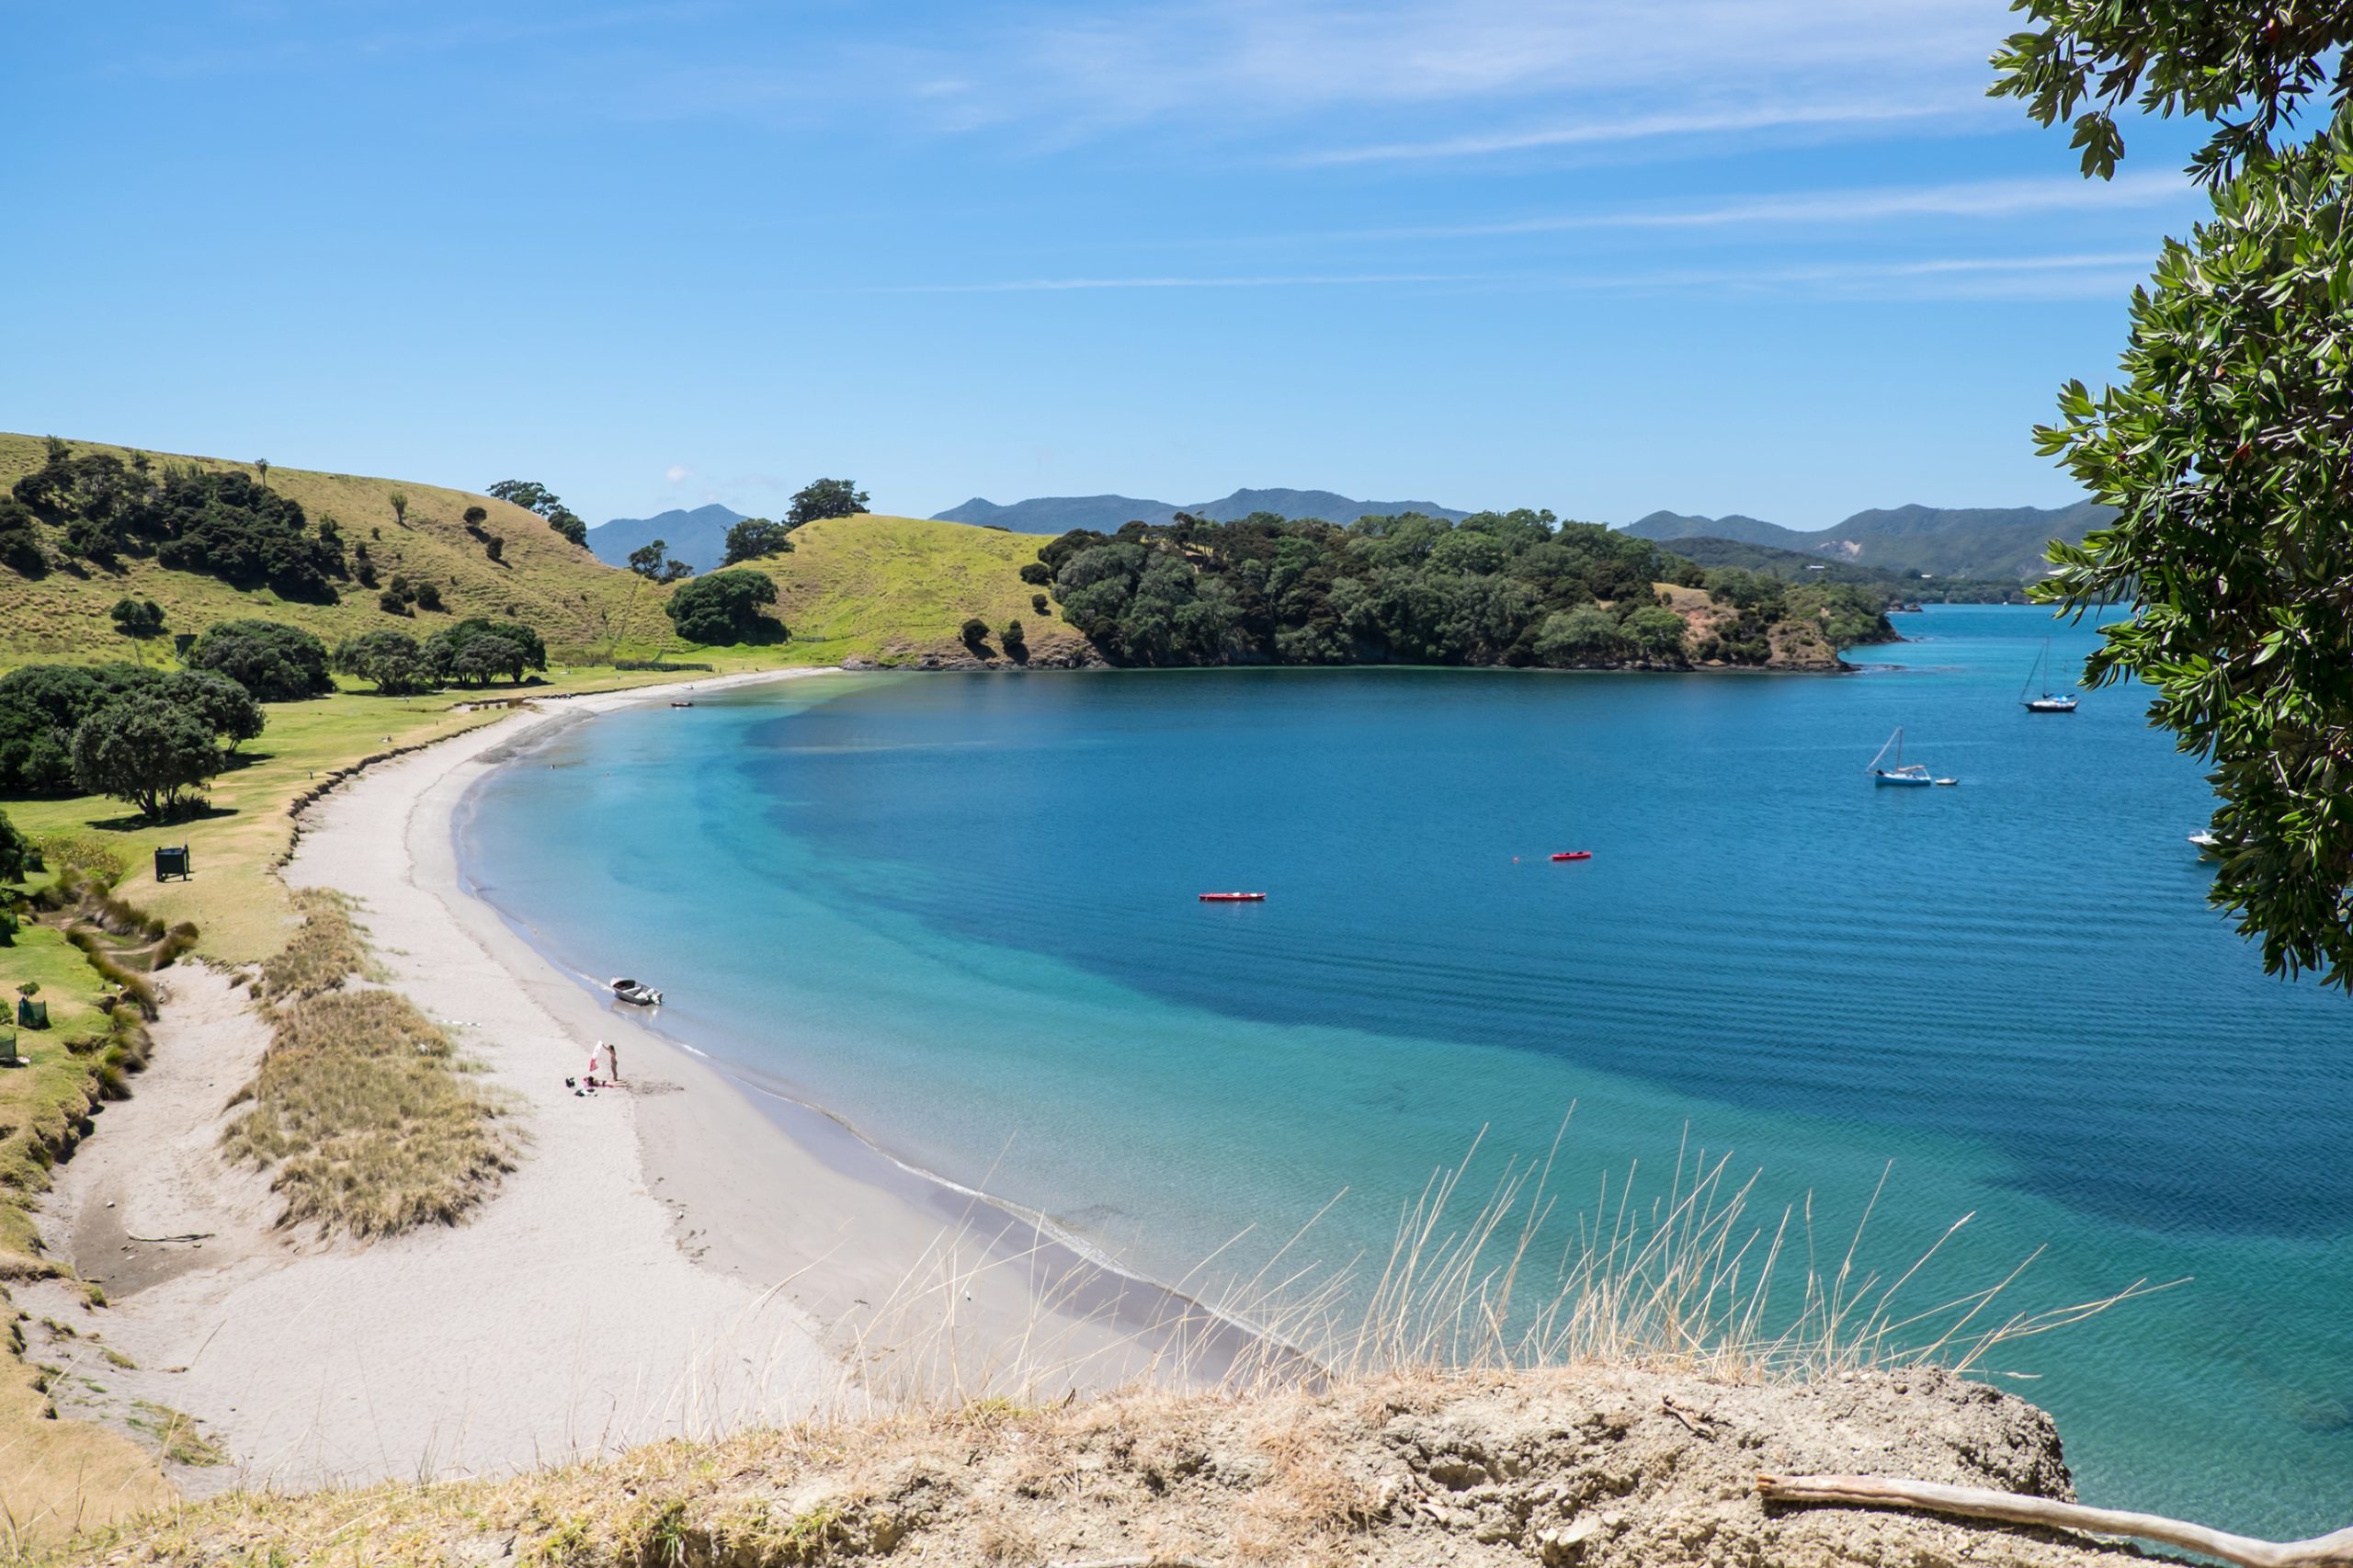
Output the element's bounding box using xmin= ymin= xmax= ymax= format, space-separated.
xmin=0 ymin=434 xmax=675 ymax=665
xmin=738 ymin=514 xmax=1090 ymax=665
xmin=0 ymin=436 xmax=1085 ymax=671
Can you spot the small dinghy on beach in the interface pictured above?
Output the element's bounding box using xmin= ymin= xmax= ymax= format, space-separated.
xmin=609 ymin=977 xmax=663 ymax=1006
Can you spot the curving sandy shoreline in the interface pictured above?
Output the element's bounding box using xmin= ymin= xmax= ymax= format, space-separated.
xmin=34 ymin=670 xmax=1220 ymax=1496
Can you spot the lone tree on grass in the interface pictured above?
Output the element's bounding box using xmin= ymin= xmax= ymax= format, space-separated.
xmin=665 ymin=570 xmax=783 ymax=645
xmin=722 ymin=517 xmax=794 ymax=565
xmin=72 ymin=695 xmax=227 ymax=821
xmin=960 ymin=617 xmax=990 ymax=650
xmin=788 ymin=478 xmax=869 ymax=528
xmin=334 ymin=630 xmax=436 ymax=695
xmin=388 ymin=489 xmax=410 ymax=527
xmin=1993 ymin=1 xmax=2353 ymax=989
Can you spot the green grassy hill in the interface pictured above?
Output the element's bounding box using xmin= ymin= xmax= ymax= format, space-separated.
xmin=741 ymin=514 xmax=1087 ymax=665
xmin=0 ymin=435 xmax=1077 ymax=670
xmin=0 ymin=434 xmax=676 ymax=665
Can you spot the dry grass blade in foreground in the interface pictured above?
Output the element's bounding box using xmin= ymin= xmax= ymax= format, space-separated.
xmin=1195 ymin=1125 xmax=2178 ymax=1393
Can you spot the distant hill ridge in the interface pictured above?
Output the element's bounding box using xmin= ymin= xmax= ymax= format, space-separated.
xmin=936 ymin=488 xmax=1472 ymax=532
xmin=587 ymin=503 xmax=745 ymax=575
xmin=1620 ymin=501 xmax=2112 ymax=581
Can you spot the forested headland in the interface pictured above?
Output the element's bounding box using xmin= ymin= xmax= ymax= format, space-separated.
xmin=1024 ymin=509 xmax=1897 ymax=670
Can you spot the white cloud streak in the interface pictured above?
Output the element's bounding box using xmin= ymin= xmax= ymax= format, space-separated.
xmin=874 ymin=250 xmax=2153 ymax=301
xmin=1337 ymin=170 xmax=2192 ymax=241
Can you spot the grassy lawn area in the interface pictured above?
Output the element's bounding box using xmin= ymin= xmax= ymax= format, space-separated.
xmin=0 ymin=919 xmax=176 ymax=1544
xmin=0 ymin=665 xmax=757 ymax=1544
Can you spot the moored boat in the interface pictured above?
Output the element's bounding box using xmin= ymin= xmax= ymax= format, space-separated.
xmin=1198 ymin=892 xmax=1267 ymax=902
xmin=2020 ymin=637 xmax=2079 ymax=712
xmin=609 ymin=977 xmax=663 ymax=1006
xmin=1550 ymin=851 xmax=1592 ymax=861
xmin=1868 ymin=726 xmax=1940 ymax=786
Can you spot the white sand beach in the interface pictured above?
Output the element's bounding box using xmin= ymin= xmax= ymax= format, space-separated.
xmin=32 ymin=671 xmax=1205 ymax=1496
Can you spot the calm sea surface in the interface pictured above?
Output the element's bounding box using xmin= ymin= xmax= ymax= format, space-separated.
xmin=460 ymin=606 xmax=2351 ymax=1535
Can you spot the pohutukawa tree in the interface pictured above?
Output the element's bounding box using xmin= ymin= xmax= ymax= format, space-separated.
xmin=1995 ymin=3 xmax=2353 ymax=990
xmin=787 ymin=478 xmax=869 ymax=528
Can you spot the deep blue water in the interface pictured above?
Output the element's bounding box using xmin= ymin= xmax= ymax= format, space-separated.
xmin=460 ymin=607 xmax=2352 ymax=1536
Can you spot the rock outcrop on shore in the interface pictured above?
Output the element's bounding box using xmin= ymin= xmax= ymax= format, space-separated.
xmin=66 ymin=1364 xmax=2165 ymax=1567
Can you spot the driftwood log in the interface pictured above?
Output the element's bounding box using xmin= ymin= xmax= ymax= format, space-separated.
xmin=1758 ymin=1474 xmax=2353 ymax=1568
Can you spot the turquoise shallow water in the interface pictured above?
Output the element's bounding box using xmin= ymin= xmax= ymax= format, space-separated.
xmin=460 ymin=607 xmax=2352 ymax=1536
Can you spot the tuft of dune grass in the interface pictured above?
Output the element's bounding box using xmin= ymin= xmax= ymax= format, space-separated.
xmin=222 ymin=990 xmax=515 ymax=1237
xmin=256 ymin=888 xmax=371 ymax=1001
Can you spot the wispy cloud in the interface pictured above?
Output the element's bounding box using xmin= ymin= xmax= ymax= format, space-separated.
xmin=881 ymin=271 xmax=1483 ymax=293
xmin=1297 ymin=99 xmax=1967 ymax=166
xmin=873 ymin=249 xmax=2153 ymax=301
xmin=1337 ymin=170 xmax=2192 ymax=241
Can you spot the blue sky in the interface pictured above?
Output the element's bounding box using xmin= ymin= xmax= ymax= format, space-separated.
xmin=6 ymin=1 xmax=2206 ymax=529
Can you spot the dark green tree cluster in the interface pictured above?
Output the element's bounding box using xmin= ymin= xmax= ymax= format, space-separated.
xmin=1993 ymin=4 xmax=2353 ymax=989
xmin=664 ymin=570 xmax=784 ymax=645
xmin=183 ymin=619 xmax=335 ymax=702
xmin=331 ymin=618 xmax=548 ymax=693
xmin=0 ymin=661 xmax=264 ymax=813
xmin=377 ymin=573 xmax=445 ymax=616
xmin=722 ymin=517 xmax=795 ymax=565
xmin=1028 ymin=511 xmax=1889 ymax=669
xmin=787 ymin=479 xmax=869 ymax=528
xmin=0 ymin=497 xmax=42 ymax=574
xmin=485 ymin=480 xmax=588 ymax=548
xmin=11 ymin=443 xmax=347 ymax=599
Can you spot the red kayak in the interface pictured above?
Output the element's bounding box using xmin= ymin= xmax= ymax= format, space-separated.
xmin=1550 ymin=851 xmax=1592 ymax=862
xmin=1199 ymin=892 xmax=1267 ymax=902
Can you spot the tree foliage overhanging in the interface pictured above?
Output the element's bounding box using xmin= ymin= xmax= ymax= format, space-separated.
xmin=1995 ymin=5 xmax=2353 ymax=989
xmin=1027 ymin=510 xmax=1892 ymax=669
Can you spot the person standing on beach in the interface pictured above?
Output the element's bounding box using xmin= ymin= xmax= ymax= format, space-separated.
xmin=604 ymin=1040 xmax=620 ymax=1083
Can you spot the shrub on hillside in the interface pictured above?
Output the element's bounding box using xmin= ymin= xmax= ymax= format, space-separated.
xmin=960 ymin=617 xmax=990 ymax=648
xmin=110 ymin=597 xmax=166 ymax=637
xmin=0 ymin=497 xmax=43 ymax=575
xmin=186 ymin=619 xmax=335 ymax=701
xmin=664 ymin=570 xmax=783 ymax=645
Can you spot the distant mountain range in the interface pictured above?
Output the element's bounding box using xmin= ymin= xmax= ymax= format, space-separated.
xmin=935 ymin=488 xmax=1472 ymax=532
xmin=586 ymin=503 xmax=745 ymax=575
xmin=1620 ymin=502 xmax=2112 ymax=581
xmin=590 ymin=491 xmax=2106 ymax=586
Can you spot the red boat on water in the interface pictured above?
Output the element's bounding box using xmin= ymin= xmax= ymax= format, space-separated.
xmin=1199 ymin=892 xmax=1267 ymax=902
xmin=1550 ymin=851 xmax=1592 ymax=862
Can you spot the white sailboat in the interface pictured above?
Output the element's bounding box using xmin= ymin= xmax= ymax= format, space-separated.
xmin=2020 ymin=636 xmax=2079 ymax=712
xmin=1868 ymin=726 xmax=1954 ymax=787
